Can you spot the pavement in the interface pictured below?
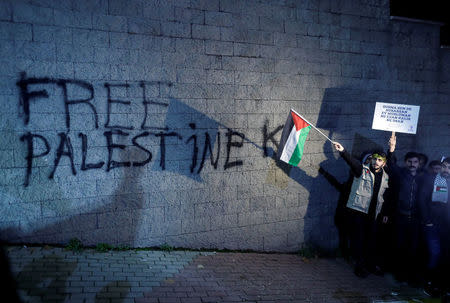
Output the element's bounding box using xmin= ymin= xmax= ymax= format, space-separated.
xmin=3 ymin=245 xmax=439 ymax=303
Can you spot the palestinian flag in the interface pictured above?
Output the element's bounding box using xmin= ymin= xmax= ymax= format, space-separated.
xmin=434 ymin=186 xmax=447 ymax=192
xmin=277 ymin=110 xmax=312 ymax=166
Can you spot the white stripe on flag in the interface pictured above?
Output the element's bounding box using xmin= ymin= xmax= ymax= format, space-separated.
xmin=280 ymin=125 xmax=300 ymax=163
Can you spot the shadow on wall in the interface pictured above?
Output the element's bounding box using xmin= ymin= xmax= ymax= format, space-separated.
xmin=150 ymin=98 xmax=220 ymax=182
xmin=274 ymin=87 xmax=386 ymax=252
xmin=0 ymin=94 xmax=246 ymax=248
xmin=1 ymin=137 xmax=147 ymax=247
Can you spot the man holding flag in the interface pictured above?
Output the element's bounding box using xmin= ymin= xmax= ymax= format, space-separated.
xmin=277 ymin=109 xmax=391 ymax=277
xmin=332 ymin=141 xmax=390 ymax=278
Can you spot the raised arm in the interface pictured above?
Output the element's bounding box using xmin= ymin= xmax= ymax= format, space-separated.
xmin=386 ymin=132 xmax=400 ymax=176
xmin=333 ymin=142 xmax=362 ymax=177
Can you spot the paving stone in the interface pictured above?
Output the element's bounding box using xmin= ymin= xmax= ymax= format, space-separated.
xmin=6 ymin=246 xmax=431 ymax=303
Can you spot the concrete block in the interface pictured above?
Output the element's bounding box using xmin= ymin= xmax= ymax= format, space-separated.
xmin=181 ymin=217 xmax=210 ymax=233
xmin=259 ymin=16 xmax=284 ymax=32
xmin=36 ymin=25 xmax=73 ymax=44
xmin=0 ymin=40 xmax=14 ymax=59
xmin=285 ymin=21 xmax=308 ymax=35
xmin=307 ymin=23 xmax=330 ymax=37
xmin=15 ymin=41 xmax=56 ymax=62
xmin=206 ymin=70 xmax=234 ymax=85
xmin=222 ymin=226 xmax=263 ymax=251
xmin=233 ymin=42 xmax=260 ymax=58
xmin=233 ymin=29 xmax=273 ymax=45
xmin=128 ymin=18 xmax=160 ymax=35
xmin=13 ymin=3 xmax=54 ymax=25
xmin=192 ymin=24 xmax=220 ymax=40
xmin=73 ymin=29 xmax=109 ymax=48
xmin=193 ymin=230 xmax=224 ymax=248
xmin=263 ymin=234 xmax=288 ymax=252
xmin=54 ymin=10 xmax=92 ymax=29
xmin=234 ymin=71 xmax=262 ymax=86
xmin=219 ymin=0 xmax=242 ymax=14
xmin=232 ymin=13 xmax=259 ymax=30
xmin=0 ymin=1 xmax=12 ymax=21
xmin=93 ymin=14 xmax=127 ymax=32
xmin=330 ymin=25 xmax=350 ymax=40
xmin=175 ymin=38 xmax=205 ymax=54
xmin=273 ymin=32 xmax=297 ymax=47
xmin=205 ymin=40 xmax=233 ymax=56
xmin=297 ymin=8 xmax=319 ymax=23
xmin=205 ymin=11 xmax=232 ymax=27
xmin=142 ymin=1 xmax=175 ymax=21
xmin=340 ymin=13 xmax=361 ymax=28
xmin=109 ymin=32 xmax=130 ymax=49
xmin=74 ymin=63 xmax=110 ymax=80
xmin=175 ymin=7 xmax=204 ymax=24
xmin=319 ymin=12 xmax=340 ymax=25
xmin=109 ymin=0 xmax=142 ymax=17
xmin=238 ymin=210 xmax=265 ymax=226
xmin=73 ymin=0 xmax=108 ymax=14
xmin=161 ymin=21 xmax=190 ymax=38
xmin=177 ymin=68 xmax=206 ymax=84
xmin=108 ymin=48 xmax=131 ymax=65
xmin=194 ymin=201 xmax=224 ymax=218
xmin=0 ymin=21 xmax=32 ymax=41
xmin=189 ymin=0 xmax=219 ymax=11
xmin=57 ymin=44 xmax=94 ymax=63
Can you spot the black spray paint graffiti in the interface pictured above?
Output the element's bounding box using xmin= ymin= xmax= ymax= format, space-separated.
xmin=16 ymin=73 xmax=282 ymax=187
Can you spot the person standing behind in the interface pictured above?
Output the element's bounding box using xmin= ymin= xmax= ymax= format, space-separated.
xmin=386 ymin=134 xmax=422 ymax=285
xmin=418 ymin=153 xmax=429 ymax=175
xmin=428 ymin=160 xmax=443 ymax=176
xmin=333 ymin=142 xmax=390 ymax=278
xmin=419 ymin=157 xmax=450 ymax=298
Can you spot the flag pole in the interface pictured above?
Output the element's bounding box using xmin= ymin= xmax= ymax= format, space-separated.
xmin=290 ymin=109 xmax=333 ymax=143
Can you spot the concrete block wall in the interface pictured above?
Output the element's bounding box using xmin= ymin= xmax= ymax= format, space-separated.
xmin=0 ymin=0 xmax=449 ymax=252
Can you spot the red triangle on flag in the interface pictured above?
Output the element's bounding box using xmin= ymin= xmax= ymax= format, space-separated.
xmin=291 ymin=111 xmax=310 ymax=131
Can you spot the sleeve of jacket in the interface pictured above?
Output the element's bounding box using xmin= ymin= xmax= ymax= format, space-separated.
xmin=386 ymin=151 xmax=401 ymax=179
xmin=418 ymin=174 xmax=434 ymax=225
xmin=340 ymin=150 xmax=362 ymax=178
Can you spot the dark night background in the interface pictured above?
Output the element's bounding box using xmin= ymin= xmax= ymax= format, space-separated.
xmin=390 ymin=0 xmax=450 ymax=46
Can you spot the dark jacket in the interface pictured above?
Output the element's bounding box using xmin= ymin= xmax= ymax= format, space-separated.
xmin=418 ymin=173 xmax=450 ymax=226
xmin=387 ymin=151 xmax=420 ymax=217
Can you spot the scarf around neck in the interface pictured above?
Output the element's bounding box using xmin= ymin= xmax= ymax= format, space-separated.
xmin=432 ymin=173 xmax=448 ymax=203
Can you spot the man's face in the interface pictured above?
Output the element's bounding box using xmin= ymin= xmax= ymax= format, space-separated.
xmin=405 ymin=157 xmax=420 ymax=174
xmin=429 ymin=165 xmax=442 ymax=175
xmin=371 ymin=157 xmax=385 ymax=171
xmin=442 ymin=162 xmax=450 ymax=178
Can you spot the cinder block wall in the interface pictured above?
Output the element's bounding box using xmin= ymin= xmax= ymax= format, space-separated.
xmin=1 ymin=0 xmax=449 ymax=252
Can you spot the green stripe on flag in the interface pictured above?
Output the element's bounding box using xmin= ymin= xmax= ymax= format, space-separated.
xmin=289 ymin=126 xmax=311 ymax=166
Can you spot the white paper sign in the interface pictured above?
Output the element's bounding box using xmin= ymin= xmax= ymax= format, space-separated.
xmin=372 ymin=102 xmax=420 ymax=134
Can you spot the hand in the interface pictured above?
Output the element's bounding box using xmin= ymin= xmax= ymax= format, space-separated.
xmin=333 ymin=142 xmax=344 ymax=152
xmin=389 ymin=132 xmax=396 ymax=153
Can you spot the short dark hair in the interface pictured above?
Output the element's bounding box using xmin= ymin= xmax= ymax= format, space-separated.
xmin=404 ymin=152 xmax=420 ymax=162
xmin=443 ymin=157 xmax=450 ymax=165
xmin=429 ymin=160 xmax=442 ymax=167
